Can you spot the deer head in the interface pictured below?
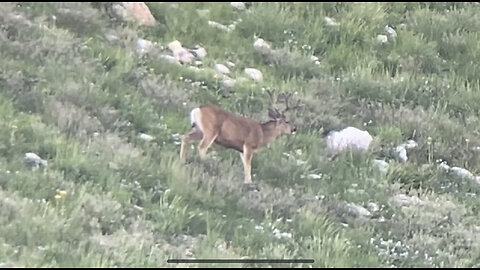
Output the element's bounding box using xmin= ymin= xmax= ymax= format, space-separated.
xmin=266 ymin=90 xmax=302 ymax=134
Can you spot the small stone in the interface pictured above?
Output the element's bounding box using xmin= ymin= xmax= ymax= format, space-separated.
xmin=253 ymin=38 xmax=272 ymax=54
xmin=373 ymin=159 xmax=389 ymax=173
xmin=384 ymin=25 xmax=397 ymax=37
xmin=390 ymin=194 xmax=424 ymax=207
xmin=449 ymin=167 xmax=474 ymax=180
xmin=190 ymin=45 xmax=207 ymax=59
xmin=112 ymin=2 xmax=156 ymax=26
xmin=367 ymin=202 xmax=380 ymax=213
xmin=139 ymin=133 xmax=155 ymax=141
xmin=307 ymin=174 xmax=322 ymax=180
xmin=395 ymin=145 xmax=408 ymax=162
xmin=345 ymin=202 xmax=372 ymax=218
xmin=135 ymin=38 xmax=153 ymax=55
xmin=221 ymin=77 xmax=236 ymax=88
xmin=24 ymin=152 xmax=48 ymax=167
xmin=244 ymin=68 xmax=263 ymax=82
xmin=324 ymin=16 xmax=340 ymax=26
xmin=108 ymin=162 xmax=119 ymax=170
xmin=159 ymin=54 xmax=180 ymax=65
xmin=214 ymin=63 xmax=231 ymax=75
xmin=208 ymin=20 xmax=231 ymax=32
xmin=376 ymin=34 xmax=388 ymax=44
xmin=230 ymin=2 xmax=246 ymax=10
xmin=405 ymin=139 xmax=418 ymax=149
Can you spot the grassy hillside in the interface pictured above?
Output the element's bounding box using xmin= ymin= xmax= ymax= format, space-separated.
xmin=1 ymin=2 xmax=480 ymax=267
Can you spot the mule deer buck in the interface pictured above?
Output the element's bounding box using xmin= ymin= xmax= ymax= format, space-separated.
xmin=179 ymin=91 xmax=302 ymax=189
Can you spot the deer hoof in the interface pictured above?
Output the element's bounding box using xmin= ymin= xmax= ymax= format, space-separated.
xmin=242 ymin=183 xmax=259 ymax=192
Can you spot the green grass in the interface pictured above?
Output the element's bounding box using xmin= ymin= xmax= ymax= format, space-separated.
xmin=1 ymin=1 xmax=480 ymax=268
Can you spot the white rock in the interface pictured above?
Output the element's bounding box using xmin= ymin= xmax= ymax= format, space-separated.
xmin=208 ymin=20 xmax=231 ymax=32
xmin=437 ymin=160 xmax=450 ymax=171
xmin=373 ymin=159 xmax=389 ymax=173
xmin=324 ymin=16 xmax=340 ymax=26
xmin=385 ymin=25 xmax=397 ymax=37
xmin=226 ymin=61 xmax=236 ymax=68
xmin=253 ymin=38 xmax=272 ymax=54
xmin=395 ymin=145 xmax=408 ymax=162
xmin=188 ymin=66 xmax=202 ymax=72
xmin=159 ymin=54 xmax=180 ymax=65
xmin=296 ymin=159 xmax=306 ymax=166
xmin=214 ymin=63 xmax=231 ymax=75
xmin=138 ymin=133 xmax=155 ymax=141
xmin=175 ymin=48 xmax=195 ymax=64
xmin=326 ymin=127 xmax=373 ymax=153
xmin=167 ymin=40 xmax=195 ymax=64
xmin=376 ymin=34 xmax=388 ymax=44
xmin=390 ymin=194 xmax=424 ymax=207
xmin=105 ymin=33 xmax=119 ymax=42
xmin=367 ymin=202 xmax=380 ymax=213
xmin=167 ymin=40 xmax=183 ymax=52
xmin=244 ymin=68 xmax=263 ymax=82
xmin=190 ymin=45 xmax=207 ymax=59
xmin=195 ymin=8 xmax=210 ymax=17
xmin=108 ymin=162 xmax=119 ymax=170
xmin=346 ymin=203 xmax=372 ymax=218
xmin=230 ymin=2 xmax=246 ymax=10
xmin=474 ymin=176 xmax=480 ymax=185
xmin=221 ymin=77 xmax=236 ymax=88
xmin=307 ymin=173 xmax=323 ymax=179
xmin=24 ymin=152 xmax=48 ymax=167
xmin=272 ymin=228 xmax=292 ymax=239
xmin=135 ymin=38 xmax=153 ymax=55
xmin=405 ymin=139 xmax=418 ymax=149
xmin=112 ymin=2 xmax=156 ymax=26
xmin=449 ymin=167 xmax=474 ymax=180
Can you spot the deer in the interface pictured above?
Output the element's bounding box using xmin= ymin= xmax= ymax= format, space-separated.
xmin=179 ymin=91 xmax=302 ymax=190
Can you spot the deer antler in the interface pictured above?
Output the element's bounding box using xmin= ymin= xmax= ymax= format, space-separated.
xmin=266 ymin=90 xmax=282 ymax=120
xmin=277 ymin=92 xmax=303 ymax=116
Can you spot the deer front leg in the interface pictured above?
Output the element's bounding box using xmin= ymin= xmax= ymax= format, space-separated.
xmin=180 ymin=129 xmax=203 ymax=161
xmin=242 ymin=145 xmax=254 ymax=184
xmin=241 ymin=145 xmax=259 ymax=191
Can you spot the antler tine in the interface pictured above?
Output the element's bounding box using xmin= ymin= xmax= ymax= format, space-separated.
xmin=266 ymin=89 xmax=282 ymax=119
xmin=285 ymin=99 xmax=302 ymax=112
xmin=278 ymin=92 xmax=302 ymax=115
xmin=266 ymin=89 xmax=277 ymax=109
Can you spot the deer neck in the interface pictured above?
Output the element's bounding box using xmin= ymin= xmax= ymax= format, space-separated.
xmin=260 ymin=120 xmax=282 ymax=147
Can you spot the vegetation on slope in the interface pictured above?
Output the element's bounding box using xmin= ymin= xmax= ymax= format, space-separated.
xmin=1 ymin=2 xmax=480 ymax=267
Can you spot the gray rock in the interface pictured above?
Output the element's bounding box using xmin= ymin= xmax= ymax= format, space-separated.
xmin=345 ymin=202 xmax=372 ymax=218
xmin=214 ymin=63 xmax=231 ymax=75
xmin=367 ymin=202 xmax=380 ymax=213
xmin=373 ymin=159 xmax=389 ymax=173
xmin=326 ymin=126 xmax=373 ymax=153
xmin=244 ymin=68 xmax=263 ymax=82
xmin=449 ymin=167 xmax=474 ymax=180
xmin=24 ymin=152 xmax=48 ymax=167
xmin=389 ymin=194 xmax=424 ymax=207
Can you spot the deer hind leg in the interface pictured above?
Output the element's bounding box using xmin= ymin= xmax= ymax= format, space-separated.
xmin=197 ymin=130 xmax=218 ymax=159
xmin=180 ymin=129 xmax=203 ymax=161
